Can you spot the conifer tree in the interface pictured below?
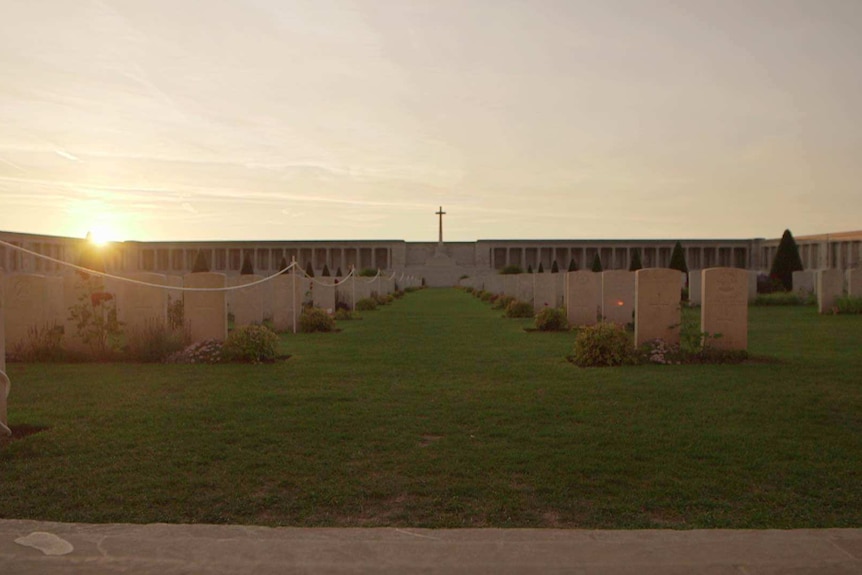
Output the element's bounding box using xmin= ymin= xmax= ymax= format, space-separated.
xmin=591 ymin=253 xmax=603 ymax=272
xmin=527 ymin=264 xmax=533 ymax=274
xmin=769 ymin=229 xmax=804 ymax=291
xmin=537 ymin=262 xmax=545 ymax=273
xmin=304 ymin=261 xmax=315 ymax=278
xmin=278 ymin=257 xmax=289 ymax=274
xmin=335 ymin=267 xmax=343 ymax=277
xmin=321 ymin=264 xmax=331 ymax=277
xmin=191 ymin=250 xmax=210 ymax=273
xmin=551 ymin=260 xmax=559 ymax=273
xmin=628 ymin=249 xmax=643 ymax=271
xmin=568 ymin=258 xmax=578 ymax=272
xmin=669 ymin=241 xmax=688 ymax=275
xmin=240 ymin=253 xmax=254 ymax=275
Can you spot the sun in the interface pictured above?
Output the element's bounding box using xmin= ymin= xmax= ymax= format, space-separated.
xmin=87 ymin=226 xmax=117 ymax=246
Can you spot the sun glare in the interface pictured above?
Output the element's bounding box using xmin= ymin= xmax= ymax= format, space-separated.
xmin=87 ymin=227 xmax=116 ymax=246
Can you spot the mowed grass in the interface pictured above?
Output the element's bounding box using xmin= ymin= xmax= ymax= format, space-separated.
xmin=2 ymin=288 xmax=861 ymax=529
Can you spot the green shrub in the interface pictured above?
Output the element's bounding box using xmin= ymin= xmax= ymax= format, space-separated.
xmin=479 ymin=290 xmax=493 ymax=302
xmin=222 ymin=325 xmax=280 ymax=363
xmin=355 ymin=298 xmax=378 ymax=311
xmin=334 ymin=309 xmax=357 ymax=321
xmin=125 ymin=319 xmax=189 ymax=363
xmin=499 ymin=265 xmax=523 ymax=275
xmin=9 ymin=322 xmax=64 ymax=362
xmin=299 ymin=307 xmax=335 ymax=333
xmin=492 ymin=295 xmax=515 ymax=310
xmin=358 ymin=268 xmax=378 ymax=277
xmin=505 ymin=300 xmax=534 ymax=318
xmin=835 ymin=296 xmax=862 ymax=314
xmin=572 ymin=323 xmax=634 ymax=367
xmin=754 ymin=292 xmax=811 ymax=306
xmin=464 ymin=286 xmax=475 ymax=294
xmin=535 ymin=307 xmax=569 ymax=331
xmin=770 ymin=229 xmax=804 ymax=291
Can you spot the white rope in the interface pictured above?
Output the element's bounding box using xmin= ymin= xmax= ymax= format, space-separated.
xmin=0 ymin=370 xmax=10 ymax=437
xmin=0 ymin=238 xmax=301 ymax=292
xmin=297 ymin=266 xmax=356 ymax=287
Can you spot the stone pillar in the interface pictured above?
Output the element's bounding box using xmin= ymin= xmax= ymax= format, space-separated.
xmin=184 ymin=273 xmax=227 ymax=342
xmin=701 ymin=268 xmax=748 ymax=350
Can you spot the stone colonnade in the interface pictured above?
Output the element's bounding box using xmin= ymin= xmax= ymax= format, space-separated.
xmin=489 ymin=244 xmax=750 ymax=271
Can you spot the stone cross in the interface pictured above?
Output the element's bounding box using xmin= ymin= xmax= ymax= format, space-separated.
xmin=436 ymin=206 xmax=446 ymax=245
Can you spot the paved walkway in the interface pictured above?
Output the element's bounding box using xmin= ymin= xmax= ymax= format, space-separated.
xmin=2 ymin=520 xmax=861 ymax=574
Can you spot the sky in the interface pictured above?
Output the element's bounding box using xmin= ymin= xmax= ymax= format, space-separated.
xmin=1 ymin=0 xmax=860 ymax=243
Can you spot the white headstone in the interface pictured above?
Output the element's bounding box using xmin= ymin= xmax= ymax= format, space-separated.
xmin=517 ymin=274 xmax=533 ymax=304
xmin=118 ymin=273 xmax=168 ymax=333
xmin=565 ymin=271 xmax=601 ymax=327
xmin=313 ymin=280 xmax=337 ymax=313
xmin=4 ymin=274 xmax=47 ymax=349
xmin=701 ymin=268 xmax=748 ymax=350
xmin=846 ymin=269 xmax=862 ymax=297
xmin=532 ymin=274 xmax=557 ymax=313
xmin=688 ymin=271 xmax=702 ymax=306
xmin=184 ymin=273 xmax=227 ymax=342
xmin=229 ymin=275 xmax=264 ymax=327
xmin=602 ymin=270 xmax=635 ymax=325
xmin=792 ymin=270 xmax=816 ymax=296
xmin=817 ymin=269 xmax=844 ymax=314
xmin=635 ymin=268 xmax=683 ymax=347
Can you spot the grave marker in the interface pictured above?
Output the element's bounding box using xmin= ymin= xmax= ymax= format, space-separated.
xmin=635 ymin=269 xmax=683 ymax=347
xmin=701 ymin=268 xmax=748 ymax=350
xmin=229 ymin=275 xmax=264 ymax=327
xmin=118 ymin=273 xmax=168 ymax=333
xmin=4 ymin=274 xmax=47 ymax=349
xmin=184 ymin=273 xmax=227 ymax=342
xmin=602 ymin=270 xmax=635 ymax=325
xmin=817 ymin=269 xmax=844 ymax=314
xmin=565 ymin=271 xmax=601 ymax=326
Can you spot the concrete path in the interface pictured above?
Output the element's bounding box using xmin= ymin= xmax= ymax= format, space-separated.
xmin=2 ymin=520 xmax=861 ymax=574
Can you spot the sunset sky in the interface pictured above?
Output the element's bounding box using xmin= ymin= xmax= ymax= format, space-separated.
xmin=1 ymin=0 xmax=860 ymax=243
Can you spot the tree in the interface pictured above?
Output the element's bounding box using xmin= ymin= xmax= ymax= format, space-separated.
xmin=527 ymin=264 xmax=533 ymax=274
xmin=568 ymin=258 xmax=578 ymax=272
xmin=669 ymin=241 xmax=688 ymax=275
xmin=335 ymin=267 xmax=343 ymax=277
xmin=551 ymin=260 xmax=560 ymax=273
xmin=628 ymin=249 xmax=643 ymax=271
xmin=591 ymin=253 xmax=603 ymax=272
xmin=240 ymin=253 xmax=254 ymax=275
xmin=191 ymin=250 xmax=210 ymax=273
xmin=278 ymin=257 xmax=290 ymax=275
xmin=304 ymin=261 xmax=315 ymax=277
xmin=537 ymin=262 xmax=545 ymax=273
xmin=321 ymin=263 xmax=331 ymax=277
xmin=769 ymin=229 xmax=804 ymax=291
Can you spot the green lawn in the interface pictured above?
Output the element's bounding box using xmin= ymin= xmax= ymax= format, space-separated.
xmin=2 ymin=288 xmax=861 ymax=529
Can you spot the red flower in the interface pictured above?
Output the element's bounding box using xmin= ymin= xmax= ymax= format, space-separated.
xmin=90 ymin=292 xmax=114 ymax=306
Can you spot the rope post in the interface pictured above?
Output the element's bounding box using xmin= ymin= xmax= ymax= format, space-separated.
xmin=291 ymin=256 xmax=297 ymax=334
xmin=351 ymin=265 xmax=356 ymax=312
xmin=1 ymin=273 xmax=10 ymax=436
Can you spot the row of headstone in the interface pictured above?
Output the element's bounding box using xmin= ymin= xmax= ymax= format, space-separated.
xmin=1 ymin=270 xmax=420 ymax=350
xmin=477 ymin=268 xmax=750 ymax=350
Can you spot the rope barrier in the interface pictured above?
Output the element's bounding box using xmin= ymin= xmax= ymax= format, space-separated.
xmin=0 ymin=238 xmax=305 ymax=292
